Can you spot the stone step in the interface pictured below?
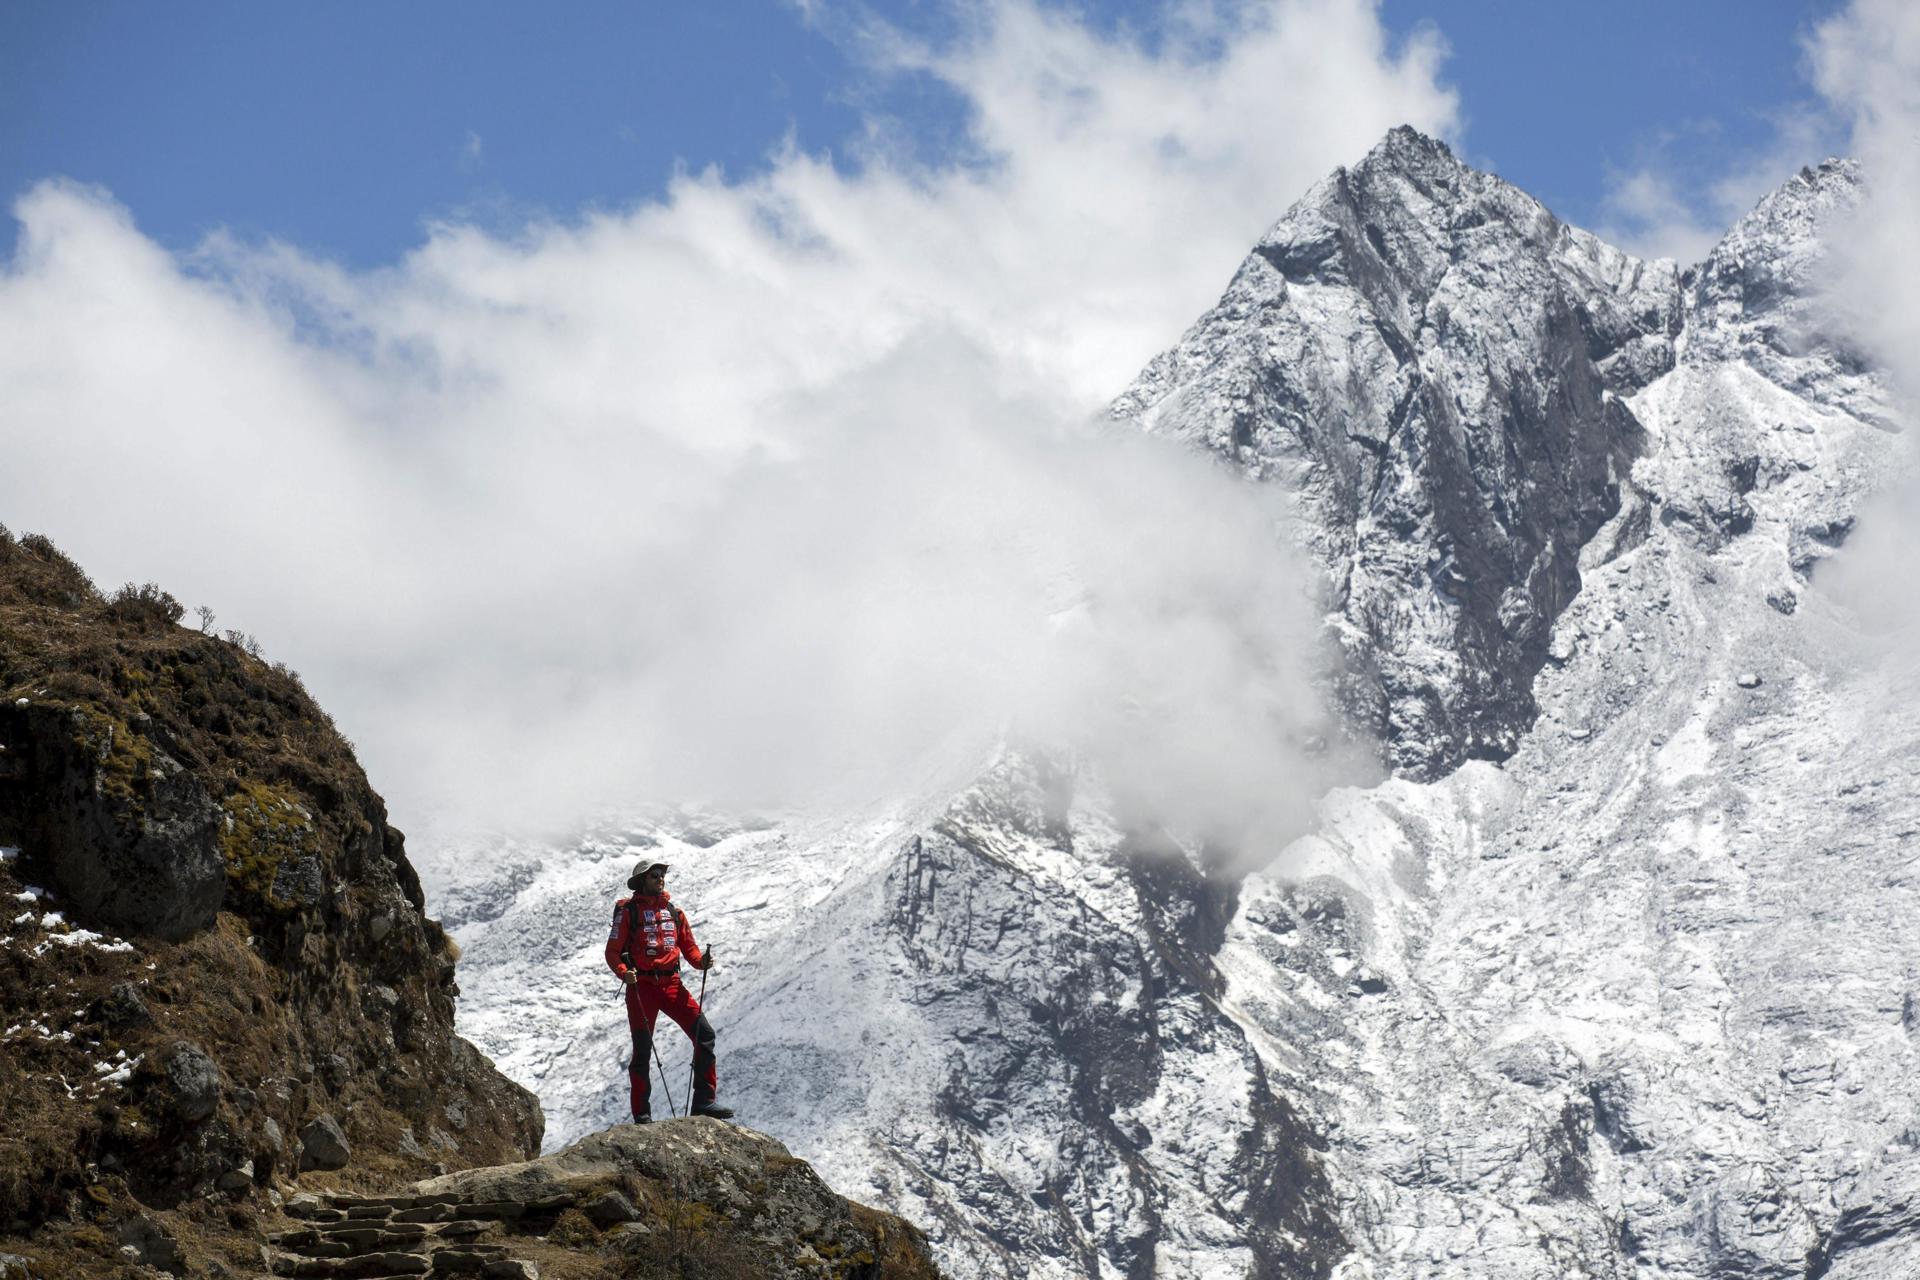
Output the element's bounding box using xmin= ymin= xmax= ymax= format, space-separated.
xmin=393 ymin=1196 xmax=571 ymax=1224
xmin=321 ymin=1192 xmax=475 ymax=1212
xmin=271 ymin=1220 xmax=494 ymax=1251
xmin=262 ymin=1247 xmax=431 ymax=1278
xmin=321 ymin=1194 xmax=421 ymax=1211
xmin=427 ymin=1254 xmax=529 ymax=1279
xmin=284 ymin=1201 xmax=350 ymax=1224
xmin=389 ymin=1204 xmax=458 ymax=1225
xmin=433 ymin=1222 xmax=497 ymax=1240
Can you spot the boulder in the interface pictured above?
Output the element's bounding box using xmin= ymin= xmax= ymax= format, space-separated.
xmin=162 ymin=1040 xmax=223 ymax=1122
xmin=300 ymin=1114 xmax=352 ymax=1172
xmin=22 ymin=705 xmax=225 ymax=940
xmin=98 ymin=980 xmax=153 ymax=1028
xmin=116 ymin=1212 xmax=186 ymax=1275
xmin=581 ymin=1189 xmax=640 ymax=1227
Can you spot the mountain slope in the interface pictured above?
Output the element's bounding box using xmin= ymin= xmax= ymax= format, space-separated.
xmin=429 ymin=134 xmax=1916 ymax=1278
xmin=0 ymin=534 xmax=544 ymax=1273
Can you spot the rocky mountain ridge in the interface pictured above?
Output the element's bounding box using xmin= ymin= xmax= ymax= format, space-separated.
xmin=428 ymin=128 xmax=1916 ymax=1279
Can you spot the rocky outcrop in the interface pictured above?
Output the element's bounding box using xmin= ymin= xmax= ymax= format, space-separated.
xmin=1 ymin=1120 xmax=936 ymax=1278
xmin=0 ymin=531 xmax=541 ymax=1233
xmin=386 ymin=1120 xmax=938 ymax=1279
xmin=8 ymin=699 xmax=228 ymax=941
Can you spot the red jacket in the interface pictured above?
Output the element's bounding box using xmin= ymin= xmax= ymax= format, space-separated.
xmin=606 ymin=891 xmax=705 ymax=979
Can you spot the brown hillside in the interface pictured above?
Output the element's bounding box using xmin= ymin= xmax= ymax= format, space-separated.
xmin=0 ymin=526 xmax=543 ymax=1273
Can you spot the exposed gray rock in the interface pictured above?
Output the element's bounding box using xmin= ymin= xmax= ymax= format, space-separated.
xmin=17 ymin=704 xmax=225 ymax=940
xmin=98 ymin=980 xmax=152 ymax=1027
xmin=117 ymin=1212 xmax=187 ymax=1275
xmin=300 ymin=1114 xmax=352 ymax=1171
xmin=217 ymin=1160 xmax=255 ymax=1192
xmin=580 ymin=1189 xmax=639 ymax=1227
xmin=408 ymin=1121 xmax=931 ymax=1279
xmin=162 ymin=1040 xmax=223 ymax=1123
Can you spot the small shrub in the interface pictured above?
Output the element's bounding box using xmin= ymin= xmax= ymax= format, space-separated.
xmin=546 ymin=1208 xmax=601 ymax=1247
xmin=13 ymin=532 xmax=98 ymax=606
xmin=221 ymin=630 xmax=263 ymax=659
xmin=106 ymin=582 xmax=186 ymax=629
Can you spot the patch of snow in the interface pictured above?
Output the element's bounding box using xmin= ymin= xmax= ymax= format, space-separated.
xmin=33 ymin=928 xmax=135 ymax=955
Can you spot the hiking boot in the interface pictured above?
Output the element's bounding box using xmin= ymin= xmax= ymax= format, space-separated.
xmin=631 ymin=1112 xmax=651 ymax=1125
xmin=690 ymin=1100 xmax=734 ymax=1119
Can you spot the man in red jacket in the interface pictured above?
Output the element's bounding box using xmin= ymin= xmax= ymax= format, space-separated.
xmin=606 ymin=859 xmax=734 ymax=1122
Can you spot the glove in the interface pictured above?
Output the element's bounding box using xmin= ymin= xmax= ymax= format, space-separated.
xmin=696 ymin=948 xmax=715 ymax=971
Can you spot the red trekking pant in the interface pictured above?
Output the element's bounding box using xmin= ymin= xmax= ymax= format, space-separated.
xmin=625 ymin=972 xmax=717 ymax=1116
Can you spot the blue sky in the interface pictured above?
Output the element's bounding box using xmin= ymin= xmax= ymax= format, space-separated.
xmin=0 ymin=0 xmax=1887 ymax=830
xmin=3 ymin=1 xmax=1842 ymax=268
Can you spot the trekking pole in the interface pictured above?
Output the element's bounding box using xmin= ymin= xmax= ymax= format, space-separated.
xmin=650 ymin=1035 xmax=679 ymax=1118
xmin=685 ymin=961 xmax=711 ymax=1116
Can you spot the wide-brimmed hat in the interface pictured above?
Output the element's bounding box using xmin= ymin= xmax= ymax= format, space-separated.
xmin=627 ymin=859 xmax=670 ymax=890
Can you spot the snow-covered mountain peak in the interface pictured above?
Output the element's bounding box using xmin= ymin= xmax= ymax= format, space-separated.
xmin=1115 ymin=127 xmax=1679 ymax=778
xmin=1679 ymin=158 xmax=1886 ymax=432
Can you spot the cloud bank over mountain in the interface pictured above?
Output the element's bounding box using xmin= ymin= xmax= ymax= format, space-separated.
xmin=0 ymin=0 xmax=1452 ymax=837
xmin=1805 ymin=0 xmax=1920 ymax=636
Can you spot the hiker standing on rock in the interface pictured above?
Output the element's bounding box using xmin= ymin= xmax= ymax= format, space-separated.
xmin=607 ymin=859 xmax=734 ymax=1123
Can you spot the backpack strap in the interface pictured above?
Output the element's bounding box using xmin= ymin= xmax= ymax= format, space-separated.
xmin=621 ymin=897 xmax=640 ymax=967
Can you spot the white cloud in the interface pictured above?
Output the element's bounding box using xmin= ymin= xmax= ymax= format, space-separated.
xmin=0 ymin=0 xmax=1453 ymax=842
xmin=1803 ymin=0 xmax=1920 ymax=636
xmin=1594 ymin=112 xmax=1838 ymax=265
xmin=1594 ymin=164 xmax=1726 ymax=264
xmin=1808 ymin=0 xmax=1920 ymax=399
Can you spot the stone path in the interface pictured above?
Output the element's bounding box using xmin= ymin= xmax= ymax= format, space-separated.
xmin=259 ymin=1190 xmax=551 ymax=1279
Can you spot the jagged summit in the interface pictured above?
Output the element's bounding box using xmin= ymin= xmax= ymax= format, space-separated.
xmin=1114 ymin=127 xmax=1678 ymax=777
xmin=1344 ymin=121 xmax=1463 ymax=176
xmin=1680 ymin=157 xmax=1885 ymax=426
